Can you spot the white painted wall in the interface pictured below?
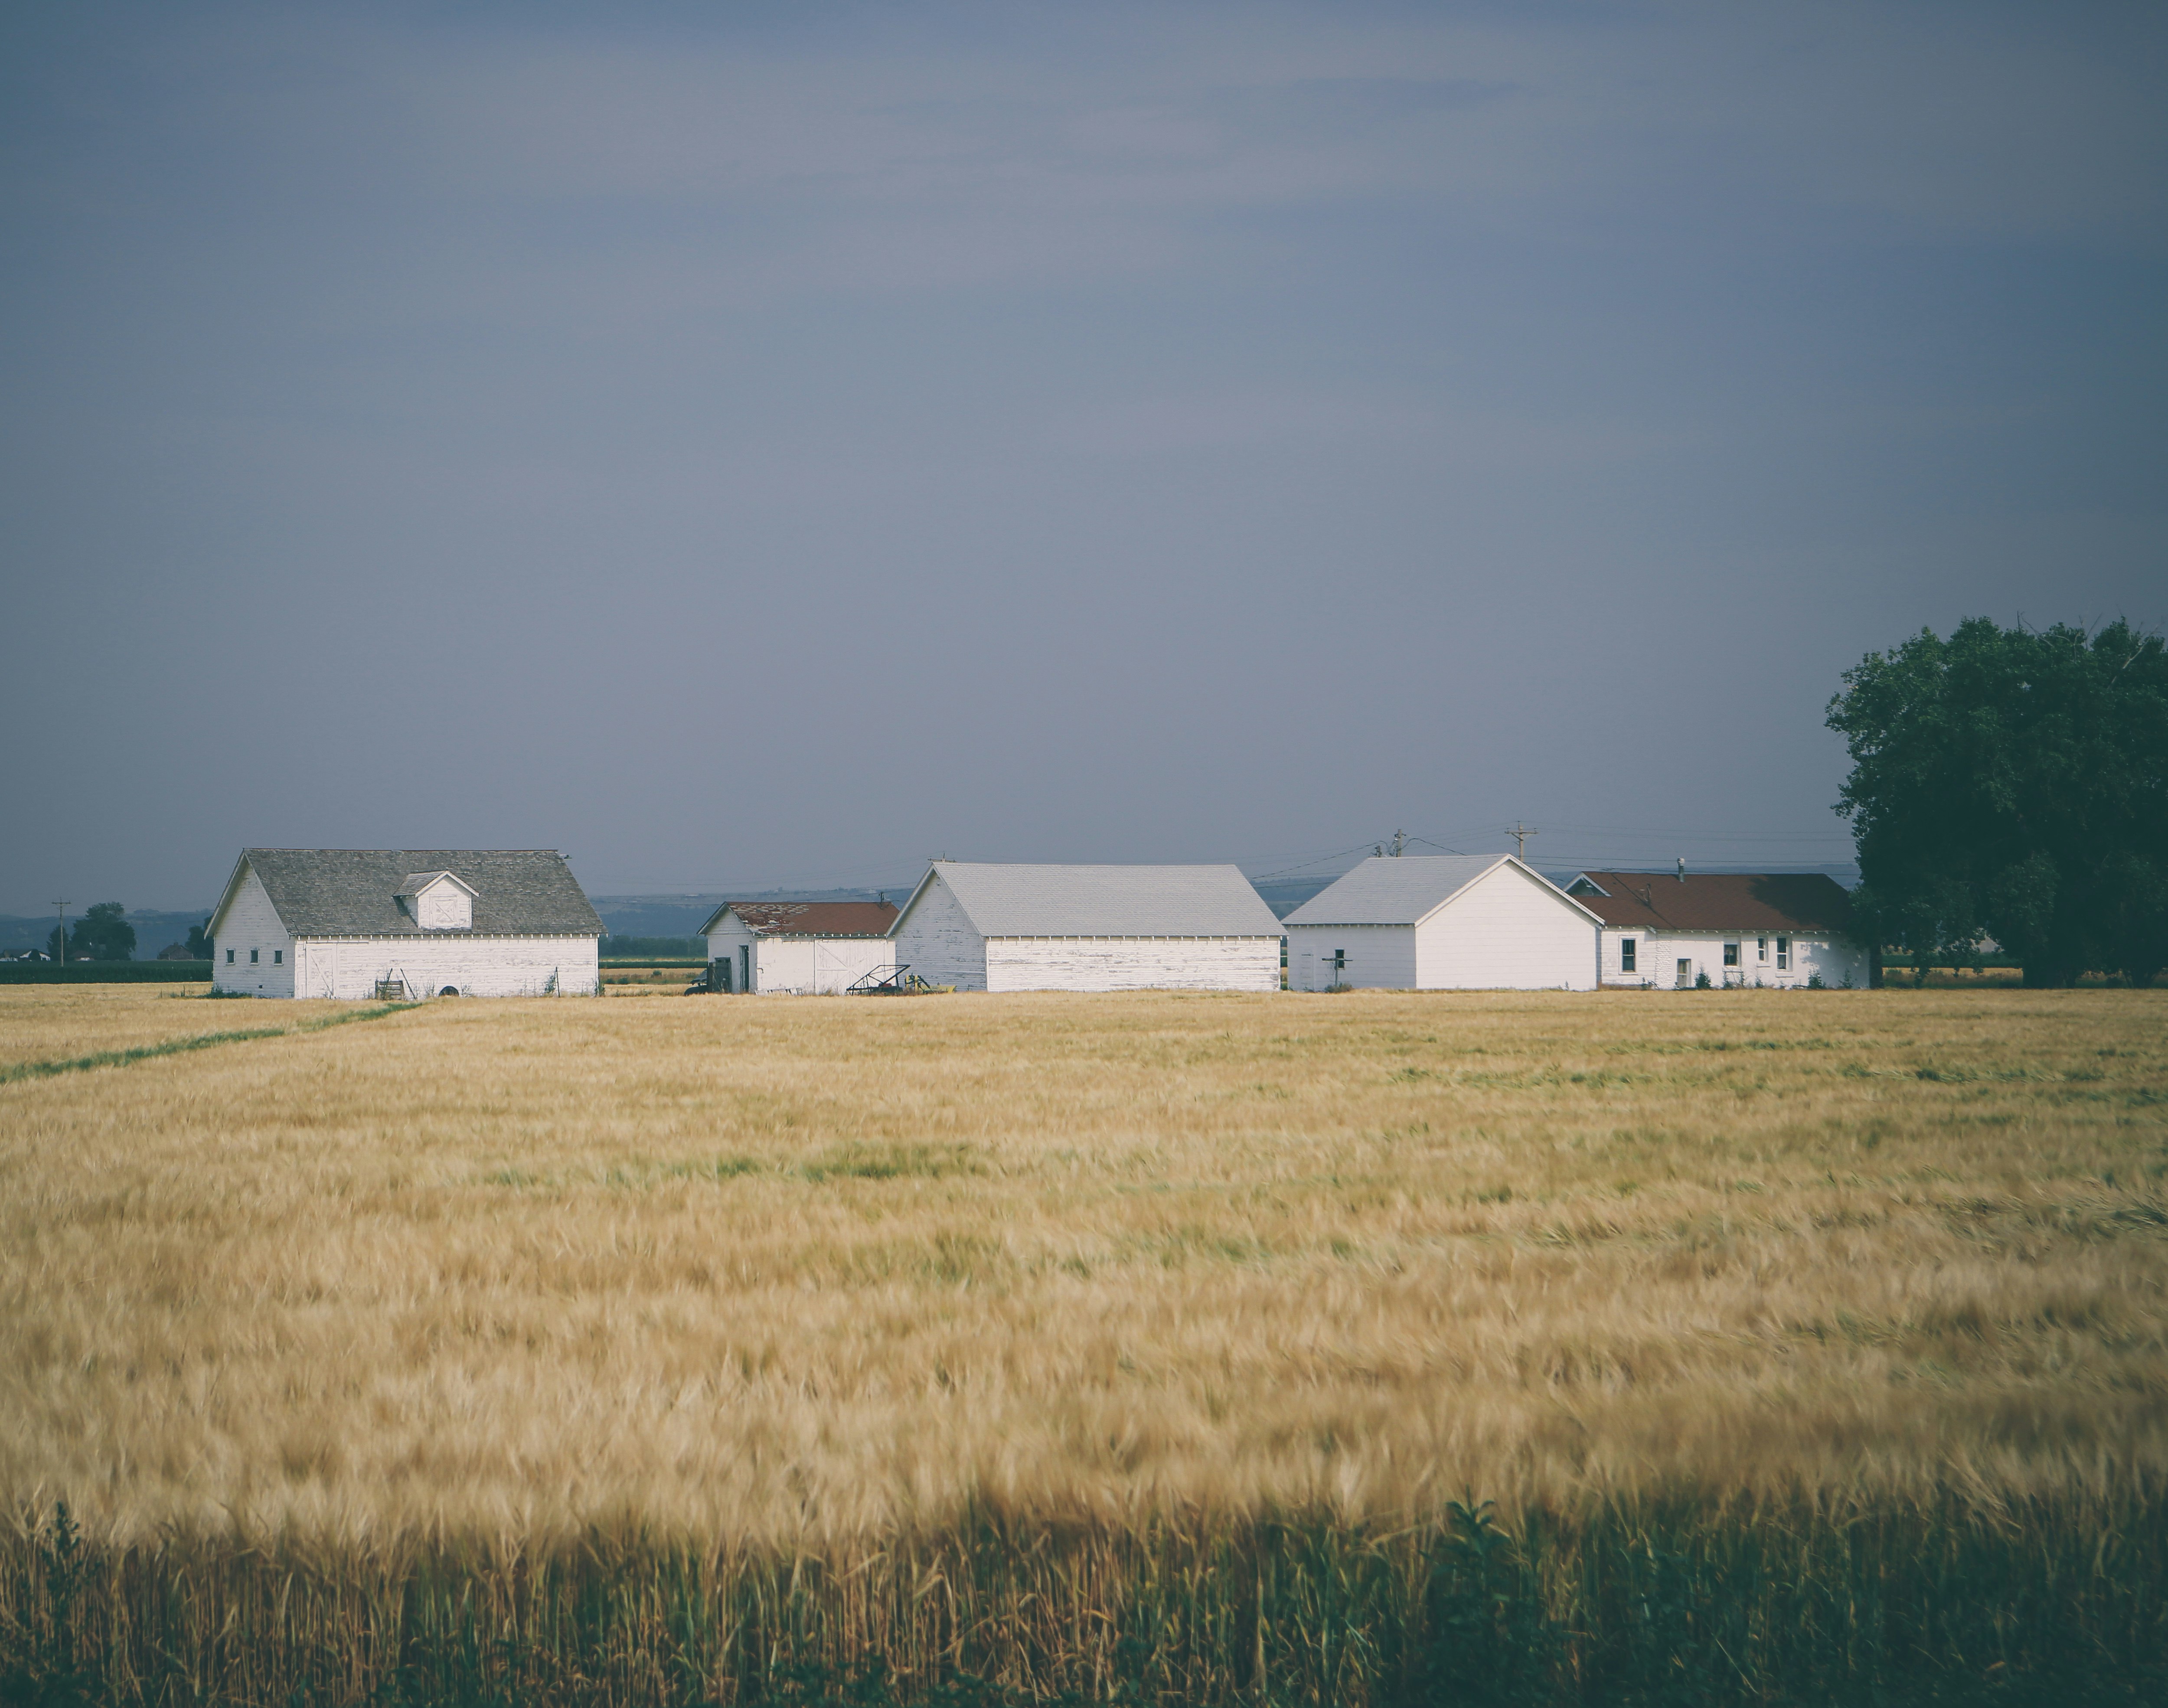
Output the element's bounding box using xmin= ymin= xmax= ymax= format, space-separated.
xmin=1285 ymin=924 xmax=1415 ymax=991
xmin=211 ymin=867 xmax=295 ymax=997
xmin=985 ymin=936 xmax=1280 ymax=993
xmin=291 ymin=935 xmax=599 ymax=999
xmin=890 ymin=873 xmax=988 ymax=990
xmin=1599 ymin=926 xmax=1869 ymax=990
xmin=704 ymin=918 xmax=753 ymax=992
xmin=1418 ymin=861 xmax=1598 ymax=990
xmin=703 ymin=917 xmax=897 ymax=993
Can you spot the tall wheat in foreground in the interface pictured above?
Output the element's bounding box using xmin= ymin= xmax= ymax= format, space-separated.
xmin=2 ymin=986 xmax=2164 ymax=1703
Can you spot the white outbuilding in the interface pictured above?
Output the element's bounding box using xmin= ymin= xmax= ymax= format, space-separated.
xmin=698 ymin=901 xmax=899 ymax=994
xmin=1564 ymin=869 xmax=1869 ymax=989
xmin=1282 ymin=854 xmax=1600 ymax=991
xmin=207 ymin=848 xmax=603 ymax=998
xmin=888 ymin=861 xmax=1284 ymax=992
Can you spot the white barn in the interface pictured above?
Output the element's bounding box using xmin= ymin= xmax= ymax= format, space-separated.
xmin=207 ymin=848 xmax=603 ymax=998
xmin=1564 ymin=869 xmax=1870 ymax=989
xmin=699 ymin=901 xmax=898 ymax=994
xmin=888 ymin=862 xmax=1283 ymax=993
xmin=1283 ymin=854 xmax=1600 ymax=991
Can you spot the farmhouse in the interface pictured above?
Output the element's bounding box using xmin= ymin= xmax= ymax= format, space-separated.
xmin=699 ymin=901 xmax=899 ymax=994
xmin=888 ymin=862 xmax=1283 ymax=992
xmin=207 ymin=849 xmax=602 ymax=998
xmin=1563 ymin=869 xmax=1869 ymax=989
xmin=1283 ymin=854 xmax=1600 ymax=990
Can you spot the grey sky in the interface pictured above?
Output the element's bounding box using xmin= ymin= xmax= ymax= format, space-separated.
xmin=3 ymin=1 xmax=2161 ymax=912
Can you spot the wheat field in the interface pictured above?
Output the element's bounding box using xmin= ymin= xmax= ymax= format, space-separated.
xmin=3 ymin=984 xmax=2165 ymax=1702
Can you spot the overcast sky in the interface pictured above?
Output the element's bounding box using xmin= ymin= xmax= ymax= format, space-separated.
xmin=2 ymin=1 xmax=2161 ymax=912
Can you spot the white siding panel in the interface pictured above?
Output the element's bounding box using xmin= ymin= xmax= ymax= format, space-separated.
xmin=1283 ymin=924 xmax=1416 ymax=990
xmin=891 ymin=873 xmax=988 ymax=990
xmin=814 ymin=938 xmax=895 ymax=993
xmin=985 ymin=937 xmax=1279 ymax=993
xmin=1419 ymin=862 xmax=1598 ymax=990
xmin=704 ymin=920 xmax=753 ymax=991
xmin=292 ymin=935 xmax=597 ymax=999
xmin=212 ymin=868 xmax=295 ymax=997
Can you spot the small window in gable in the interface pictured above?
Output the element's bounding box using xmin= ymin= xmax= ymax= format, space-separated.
xmin=226 ymin=949 xmax=235 ymax=964
xmin=250 ymin=949 xmax=258 ymax=963
xmin=274 ymin=950 xmax=282 ymax=964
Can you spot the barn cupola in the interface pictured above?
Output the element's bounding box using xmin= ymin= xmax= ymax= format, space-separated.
xmin=399 ymin=871 xmax=478 ymax=930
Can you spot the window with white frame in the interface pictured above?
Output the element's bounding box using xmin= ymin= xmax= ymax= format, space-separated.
xmin=1757 ymin=937 xmax=1767 ymax=962
xmin=1723 ymin=942 xmax=1739 ymax=967
xmin=1621 ymin=938 xmax=1637 ymax=973
xmin=1776 ymin=936 xmax=1790 ymax=970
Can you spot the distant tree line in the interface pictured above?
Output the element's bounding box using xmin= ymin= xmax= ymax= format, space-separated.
xmin=599 ymin=935 xmax=706 ymax=960
xmin=27 ymin=907 xmax=212 ymax=963
xmin=1829 ymin=618 xmax=2168 ymax=987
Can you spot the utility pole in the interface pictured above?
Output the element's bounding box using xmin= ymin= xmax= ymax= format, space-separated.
xmin=1508 ymin=824 xmax=1538 ymax=861
xmin=1391 ymin=829 xmax=1406 ymax=857
xmin=50 ymin=896 xmax=70 ymax=963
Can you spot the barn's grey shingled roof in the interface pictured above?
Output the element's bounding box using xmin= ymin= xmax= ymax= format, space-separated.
xmin=908 ymin=862 xmax=1283 ymax=938
xmin=1283 ymin=855 xmax=1597 ymax=927
xmin=219 ymin=849 xmax=602 ymax=938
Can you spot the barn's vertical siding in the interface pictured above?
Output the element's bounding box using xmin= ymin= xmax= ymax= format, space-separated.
xmin=705 ymin=919 xmax=756 ymax=990
xmin=985 ymin=937 xmax=1279 ymax=993
xmin=1283 ymin=924 xmax=1417 ymax=991
xmin=212 ymin=868 xmax=295 ymax=997
xmin=1420 ymin=863 xmax=1598 ymax=990
xmin=294 ymin=935 xmax=597 ymax=999
xmin=891 ymin=874 xmax=987 ymax=990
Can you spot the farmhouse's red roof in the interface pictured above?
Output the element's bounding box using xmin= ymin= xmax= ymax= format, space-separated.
xmin=1567 ymin=872 xmax=1853 ymax=934
xmin=724 ymin=901 xmax=898 ymax=938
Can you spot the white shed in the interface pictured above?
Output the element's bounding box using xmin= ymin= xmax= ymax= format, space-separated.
xmin=888 ymin=862 xmax=1283 ymax=993
xmin=1282 ymin=854 xmax=1600 ymax=991
xmin=1564 ymin=869 xmax=1870 ymax=989
xmin=699 ymin=901 xmax=898 ymax=994
xmin=207 ymin=848 xmax=603 ymax=998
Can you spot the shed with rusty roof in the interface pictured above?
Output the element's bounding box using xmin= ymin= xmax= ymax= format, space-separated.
xmin=207 ymin=849 xmax=602 ymax=998
xmin=699 ymin=900 xmax=899 ymax=994
xmin=1563 ymin=869 xmax=1868 ymax=988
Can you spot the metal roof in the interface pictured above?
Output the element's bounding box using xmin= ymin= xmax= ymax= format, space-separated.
xmin=1567 ymin=871 xmax=1855 ymax=934
xmin=698 ymin=901 xmax=898 ymax=938
xmin=902 ymin=862 xmax=1283 ymax=938
xmin=212 ymin=849 xmax=603 ymax=939
xmin=1283 ymin=854 xmax=1596 ymax=926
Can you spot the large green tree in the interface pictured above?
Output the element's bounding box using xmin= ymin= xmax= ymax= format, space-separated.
xmin=1827 ymin=618 xmax=2168 ymax=987
xmin=67 ymin=901 xmax=136 ymax=963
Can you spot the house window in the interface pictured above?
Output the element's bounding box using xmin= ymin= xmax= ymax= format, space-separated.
xmin=1620 ymin=938 xmax=1637 ymax=973
xmin=226 ymin=949 xmax=235 ymax=964
xmin=1757 ymin=937 xmax=1768 ymax=962
xmin=1723 ymin=942 xmax=1739 ymax=968
xmin=273 ymin=950 xmax=282 ymax=964
xmin=1332 ymin=949 xmax=1346 ymax=974
xmin=250 ymin=949 xmax=259 ymax=964
xmin=1777 ymin=937 xmax=1790 ymax=970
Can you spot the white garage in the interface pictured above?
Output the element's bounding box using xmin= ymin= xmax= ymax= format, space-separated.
xmin=888 ymin=861 xmax=1283 ymax=993
xmin=207 ymin=848 xmax=603 ymax=998
xmin=1283 ymin=854 xmax=1599 ymax=991
xmin=699 ymin=901 xmax=899 ymax=994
